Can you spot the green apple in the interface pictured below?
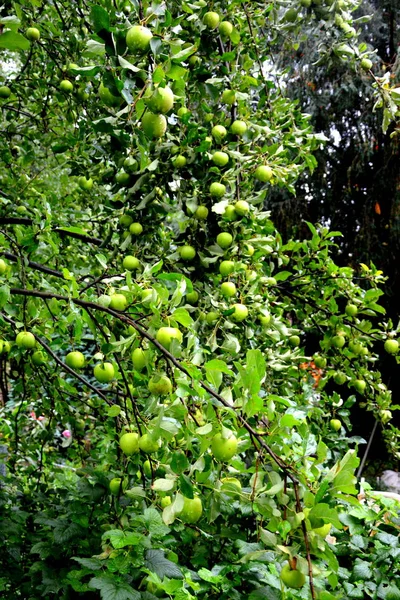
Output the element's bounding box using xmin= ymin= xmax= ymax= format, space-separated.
xmin=203 ymin=11 xmax=220 ymax=29
xmin=65 ymin=351 xmax=85 ymax=369
xmin=255 ymin=165 xmax=273 ymax=182
xmin=217 ymin=232 xmax=233 ymax=249
xmin=331 ymin=334 xmax=345 ymax=348
xmin=259 ymin=313 xmax=271 ymax=326
xmin=221 ymin=281 xmax=237 ymax=297
xmin=211 ymin=125 xmax=227 ymax=142
xmin=348 ymin=340 xmax=363 ymax=355
xmin=99 ymin=82 xmax=121 ymax=107
xmin=129 ymin=222 xmax=143 ymax=236
xmin=148 ymin=374 xmax=173 ymax=395
xmin=78 ymin=176 xmax=93 ymax=190
xmin=361 ymin=57 xmax=372 ymax=70
xmin=280 ymin=564 xmax=306 ymax=589
xmin=353 ymin=379 xmax=366 ymax=394
xmin=0 ymin=259 xmax=7 ymax=274
xmin=173 ymin=155 xmax=187 ymax=168
xmin=219 ymin=21 xmax=233 ymax=37
xmin=156 ymin=326 xmax=183 ymax=349
xmin=148 ymin=86 xmax=174 ymax=114
xmin=313 ymin=522 xmax=332 ymax=537
xmin=31 ymin=351 xmax=47 ymax=366
xmin=345 ymin=303 xmax=358 ymax=317
xmin=143 ymin=459 xmax=152 ymax=476
xmin=60 ymin=79 xmax=73 ymax=93
xmin=221 ymin=89 xmax=236 ymax=105
xmin=124 ymin=156 xmax=138 ymax=173
xmin=330 ymin=418 xmax=342 ymax=432
xmin=109 ymin=477 xmax=123 ymax=495
xmin=210 ymin=182 xmax=226 ymax=197
xmin=94 ymin=362 xmax=115 ymax=383
xmin=234 ymin=200 xmax=249 ymax=216
xmin=284 ymin=7 xmax=298 ymax=22
xmin=206 ymin=311 xmax=219 ymax=324
xmin=126 ymin=25 xmax=153 ymax=53
xmin=289 ymin=335 xmax=300 ymax=347
xmin=221 ymin=477 xmax=242 ymax=495
xmin=384 ymin=339 xmax=399 ymax=354
xmin=313 ymin=354 xmax=326 ymax=368
xmin=186 ymin=290 xmax=199 ymax=304
xmin=123 ymin=255 xmax=140 ymax=270
xmin=131 ymin=348 xmax=147 ymax=371
xmin=141 ymin=112 xmax=167 ymax=138
xmin=179 ymin=496 xmax=203 ymax=523
xmin=139 ymin=433 xmax=160 ymax=453
xmin=119 ymin=432 xmax=140 ymax=455
xmin=211 ymin=432 xmax=238 ymax=461
xmin=195 ymin=205 xmax=209 ymax=219
xmin=161 ymin=495 xmax=172 ymax=508
xmin=379 ymin=409 xmax=392 ymax=424
xmin=16 ymin=331 xmax=36 ymax=349
xmin=179 ymin=245 xmax=196 ymax=260
xmin=232 ymin=303 xmax=248 ymax=322
xmin=0 ymin=86 xmax=11 ymax=99
xmin=219 ymin=260 xmax=235 ymax=276
xmin=115 ymin=169 xmax=130 ymax=185
xmin=109 ymin=293 xmax=127 ymax=311
xmin=333 ymin=371 xmax=347 ymax=385
xmin=212 ymin=151 xmax=229 ymax=167
xmin=177 ymin=106 xmax=189 ymax=117
xmin=230 ymin=120 xmax=247 ymax=135
xmin=26 ymin=27 xmax=40 ymax=41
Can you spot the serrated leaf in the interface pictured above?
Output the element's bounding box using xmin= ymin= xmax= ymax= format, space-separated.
xmin=73 ymin=557 xmax=102 ymax=570
xmin=0 ymin=31 xmax=30 ymax=51
xmin=88 ymin=575 xmax=140 ymax=600
xmin=144 ymin=549 xmax=183 ymax=579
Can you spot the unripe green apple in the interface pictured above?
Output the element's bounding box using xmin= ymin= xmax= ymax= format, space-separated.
xmin=109 ymin=477 xmax=123 ymax=495
xmin=210 ymin=182 xmax=226 ymax=197
xmin=313 ymin=354 xmax=326 ymax=368
xmin=284 ymin=7 xmax=298 ymax=22
xmin=78 ymin=176 xmax=93 ymax=190
xmin=333 ymin=371 xmax=347 ymax=385
xmin=255 ymin=165 xmax=273 ymax=182
xmin=280 ymin=564 xmax=306 ymax=589
xmin=124 ymin=156 xmax=138 ymax=173
xmin=195 ymin=205 xmax=209 ymax=219
xmin=211 ymin=432 xmax=238 ymax=461
xmin=353 ymin=379 xmax=366 ymax=394
xmin=60 ymin=80 xmax=73 ymax=93
xmin=26 ymin=27 xmax=40 ymax=41
xmin=232 ymin=303 xmax=248 ymax=322
xmin=230 ymin=120 xmax=247 ymax=135
xmin=206 ymin=311 xmax=219 ymax=324
xmin=0 ymin=259 xmax=7 ymax=274
xmin=219 ymin=260 xmax=235 ymax=276
xmin=216 ymin=232 xmax=233 ymax=249
xmin=139 ymin=433 xmax=161 ymax=453
xmin=109 ymin=293 xmax=128 ymax=311
xmin=65 ymin=351 xmax=85 ymax=369
xmin=123 ymin=255 xmax=140 ymax=270
xmin=94 ymin=362 xmax=115 ymax=383
xmin=330 ymin=418 xmax=342 ymax=432
xmin=141 ymin=112 xmax=167 ymax=138
xmin=219 ymin=21 xmax=233 ymax=37
xmin=119 ymin=432 xmax=140 ymax=455
xmin=234 ymin=200 xmax=249 ymax=216
xmin=148 ymin=86 xmax=174 ymax=114
xmin=179 ymin=245 xmax=196 ymax=261
xmin=177 ymin=106 xmax=189 ymax=117
xmin=173 ymin=155 xmax=187 ymax=168
xmin=161 ymin=495 xmax=172 ymax=508
xmin=221 ymin=477 xmax=242 ymax=495
xmin=186 ymin=290 xmax=199 ymax=304
xmin=221 ymin=281 xmax=237 ymax=297
xmin=211 ymin=125 xmax=227 ymax=142
xmin=31 ymin=351 xmax=47 ymax=366
xmin=259 ymin=313 xmax=271 ymax=326
xmin=156 ymin=326 xmax=183 ymax=349
xmin=331 ymin=334 xmax=345 ymax=349
xmin=221 ymin=89 xmax=236 ymax=105
xmin=115 ymin=169 xmax=130 ymax=185
xmin=129 ymin=222 xmax=143 ymax=235
xmin=131 ymin=348 xmax=146 ymax=371
xmin=345 ymin=303 xmax=358 ymax=317
xmin=126 ymin=25 xmax=153 ymax=53
xmin=212 ymin=151 xmax=229 ymax=167
xmin=179 ymin=496 xmax=203 ymax=523
xmin=203 ymin=11 xmax=220 ymax=29
xmin=15 ymin=331 xmax=36 ymax=349
xmin=384 ymin=339 xmax=399 ymax=354
xmin=0 ymin=86 xmax=11 ymax=99
xmin=289 ymin=335 xmax=300 ymax=347
xmin=348 ymin=340 xmax=363 ymax=355
xmin=223 ymin=205 xmax=237 ymax=221
xmin=361 ymin=57 xmax=372 ymax=70
xmin=379 ymin=409 xmax=392 ymax=424
xmin=99 ymin=83 xmax=121 ymax=107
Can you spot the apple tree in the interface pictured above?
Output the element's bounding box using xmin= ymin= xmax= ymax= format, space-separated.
xmin=1 ymin=0 xmax=400 ymax=599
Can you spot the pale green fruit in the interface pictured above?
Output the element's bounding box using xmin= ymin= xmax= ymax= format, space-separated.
xmin=156 ymin=327 xmax=183 ymax=349
xmin=361 ymin=57 xmax=372 ymax=70
xmin=221 ymin=281 xmax=237 ymax=297
xmin=221 ymin=89 xmax=236 ymax=105
xmin=219 ymin=21 xmax=233 ymax=37
xmin=203 ymin=11 xmax=220 ymax=29
xmin=219 ymin=260 xmax=235 ymax=276
xmin=384 ymin=339 xmax=399 ymax=355
xmin=0 ymin=259 xmax=7 ymax=274
xmin=148 ymin=86 xmax=174 ymax=114
xmin=123 ymin=255 xmax=140 ymax=270
xmin=255 ymin=165 xmax=273 ymax=182
xmin=230 ymin=120 xmax=247 ymax=135
xmin=126 ymin=25 xmax=153 ymax=53
xmin=211 ymin=125 xmax=227 ymax=142
xmin=179 ymin=245 xmax=196 ymax=260
xmin=15 ymin=332 xmax=36 ymax=349
xmin=234 ymin=200 xmax=249 ymax=216
xmin=60 ymin=80 xmax=74 ymax=93
xmin=0 ymin=86 xmax=11 ymax=99
xmin=195 ymin=205 xmax=209 ymax=219
xmin=139 ymin=433 xmax=161 ymax=453
xmin=210 ymin=182 xmax=226 ymax=197
xmin=131 ymin=348 xmax=146 ymax=371
xmin=94 ymin=362 xmax=115 ymax=383
xmin=186 ymin=290 xmax=199 ymax=304
xmin=212 ymin=151 xmax=229 ymax=167
xmin=141 ymin=112 xmax=167 ymax=138
xmin=148 ymin=375 xmax=173 ymax=395
xmin=216 ymin=232 xmax=233 ymax=248
xmin=211 ymin=432 xmax=238 ymax=461
xmin=119 ymin=432 xmax=140 ymax=455
xmin=65 ymin=351 xmax=85 ymax=369
xmin=179 ymin=496 xmax=203 ymax=523
xmin=129 ymin=222 xmax=143 ymax=235
xmin=26 ymin=27 xmax=40 ymax=41
xmin=109 ymin=293 xmax=128 ymax=311
xmin=280 ymin=564 xmax=306 ymax=589
xmin=231 ymin=304 xmax=248 ymax=322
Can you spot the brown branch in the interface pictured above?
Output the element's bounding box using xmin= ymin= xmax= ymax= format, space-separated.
xmin=0 ymin=218 xmax=105 ymax=246
xmin=2 ymin=252 xmax=64 ymax=278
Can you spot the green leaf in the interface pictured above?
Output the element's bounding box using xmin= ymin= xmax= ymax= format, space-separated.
xmin=179 ymin=474 xmax=193 ymax=499
xmin=171 ymin=308 xmax=193 ymax=327
xmin=309 ymin=503 xmax=342 ymax=529
xmin=144 ymin=549 xmax=183 ymax=579
xmin=152 ymin=478 xmax=175 ymax=492
xmin=0 ymin=285 xmax=10 ymax=309
xmin=107 ymin=405 xmax=121 ymax=417
xmin=72 ymin=557 xmax=102 ymax=570
xmin=0 ymin=31 xmax=30 ymax=51
xmin=88 ymin=575 xmax=140 ymax=600
xmin=90 ymin=5 xmax=110 ymax=33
